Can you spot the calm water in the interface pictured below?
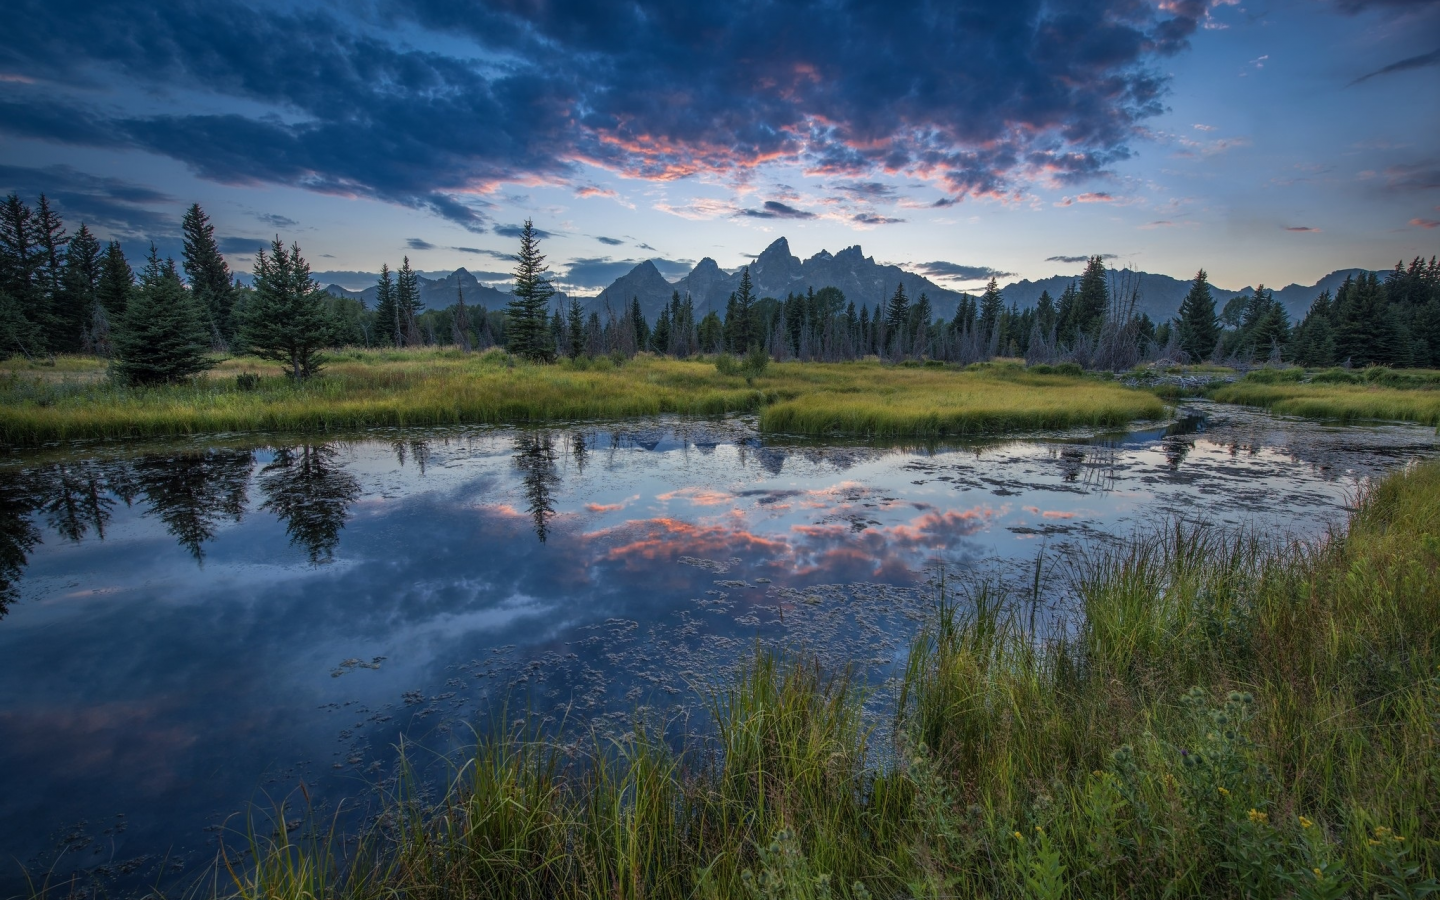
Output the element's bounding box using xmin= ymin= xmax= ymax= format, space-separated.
xmin=0 ymin=404 xmax=1434 ymax=894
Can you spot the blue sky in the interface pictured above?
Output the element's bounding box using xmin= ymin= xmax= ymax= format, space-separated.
xmin=1 ymin=0 xmax=1436 ymax=295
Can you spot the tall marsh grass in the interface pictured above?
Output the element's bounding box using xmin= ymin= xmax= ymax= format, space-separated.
xmin=217 ymin=459 xmax=1440 ymax=900
xmin=1211 ymin=369 xmax=1440 ymax=427
xmin=0 ymin=352 xmax=1165 ymax=445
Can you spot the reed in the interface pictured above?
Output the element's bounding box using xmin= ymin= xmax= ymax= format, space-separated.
xmin=1210 ymin=369 xmax=1440 ymax=427
xmin=213 ymin=459 xmax=1439 ymax=900
xmin=0 ymin=352 xmax=1165 ymax=444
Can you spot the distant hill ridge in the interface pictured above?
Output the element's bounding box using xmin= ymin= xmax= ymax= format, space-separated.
xmin=322 ymin=239 xmax=1377 ymax=324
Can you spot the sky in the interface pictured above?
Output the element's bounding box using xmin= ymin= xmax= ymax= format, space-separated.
xmin=1 ymin=0 xmax=1437 ymax=297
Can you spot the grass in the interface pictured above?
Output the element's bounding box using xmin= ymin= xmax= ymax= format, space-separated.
xmin=212 ymin=458 xmax=1440 ymax=900
xmin=0 ymin=351 xmax=1165 ymax=445
xmin=1210 ymin=367 xmax=1440 ymax=427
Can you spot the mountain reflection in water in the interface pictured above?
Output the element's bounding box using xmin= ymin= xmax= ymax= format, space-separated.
xmin=0 ymin=406 xmax=1434 ymax=895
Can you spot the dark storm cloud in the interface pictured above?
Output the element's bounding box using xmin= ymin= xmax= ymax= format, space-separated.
xmin=1349 ymin=47 xmax=1440 ymax=84
xmin=916 ymin=262 xmax=1015 ymax=281
xmin=1046 ymin=254 xmax=1117 ymax=264
xmin=596 ymin=236 xmax=625 ymax=246
xmin=494 ymin=224 xmax=557 ymax=239
xmin=0 ymin=0 xmax=1207 ymax=220
xmin=406 ymin=238 xmax=437 ymax=251
xmin=0 ymin=163 xmax=176 ymax=236
xmin=831 ymin=181 xmax=897 ymax=200
xmin=852 ymin=213 xmax=905 ymax=225
xmin=255 ymin=213 xmax=298 ymax=229
xmin=738 ymin=201 xmax=815 ymax=220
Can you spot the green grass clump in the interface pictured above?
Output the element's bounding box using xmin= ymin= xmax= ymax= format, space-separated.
xmin=760 ymin=365 xmax=1164 ymax=437
xmin=0 ymin=351 xmax=1166 ymax=444
xmin=1211 ymin=369 xmax=1440 ymax=426
xmin=219 ymin=459 xmax=1440 ymax=900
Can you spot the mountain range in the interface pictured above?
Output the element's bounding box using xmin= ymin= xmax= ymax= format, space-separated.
xmin=322 ymin=236 xmax=1375 ymax=325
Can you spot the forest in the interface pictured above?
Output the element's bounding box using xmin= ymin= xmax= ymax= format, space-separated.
xmin=2 ymin=193 xmax=1437 ymax=380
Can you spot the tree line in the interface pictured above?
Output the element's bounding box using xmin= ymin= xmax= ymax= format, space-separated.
xmin=1167 ymin=258 xmax=1440 ymax=368
xmin=4 ymin=193 xmax=1434 ymax=378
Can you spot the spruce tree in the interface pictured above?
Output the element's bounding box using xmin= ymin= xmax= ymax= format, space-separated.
xmin=732 ymin=267 xmax=756 ymax=351
xmin=567 ymin=295 xmax=586 ymax=358
xmin=978 ymin=277 xmax=1004 ymax=344
xmin=396 ymin=256 xmax=423 ymax=347
xmin=911 ymin=291 xmax=933 ymax=356
xmin=60 ymin=224 xmax=101 ymax=353
xmin=883 ymin=281 xmax=910 ymax=355
xmin=505 ymin=220 xmax=555 ymax=361
xmin=1035 ymin=290 xmax=1057 ymax=338
xmin=33 ymin=195 xmax=68 ymax=350
xmin=1072 ymin=256 xmax=1110 ymax=340
xmin=1055 ymin=282 xmax=1079 ymax=345
xmin=114 ymin=245 xmax=215 ymax=384
xmin=452 ymin=281 xmax=473 ymax=351
xmin=0 ymin=194 xmax=43 ymax=350
xmin=240 ymin=238 xmax=334 ymax=379
xmin=97 ymin=241 xmax=134 ymax=320
xmin=181 ymin=204 xmax=237 ymax=349
xmin=1175 ymin=269 xmax=1220 ymax=362
xmin=373 ymin=264 xmax=399 ymax=348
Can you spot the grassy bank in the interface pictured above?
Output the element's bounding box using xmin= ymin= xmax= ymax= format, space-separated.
xmin=0 ymin=351 xmax=1164 ymax=444
xmin=224 ymin=459 xmax=1439 ymax=900
xmin=1209 ymin=367 xmax=1440 ymax=427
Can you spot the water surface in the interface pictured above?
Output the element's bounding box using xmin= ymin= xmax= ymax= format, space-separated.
xmin=0 ymin=403 xmax=1433 ymax=894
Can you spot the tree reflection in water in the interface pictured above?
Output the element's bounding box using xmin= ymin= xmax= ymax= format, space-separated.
xmin=259 ymin=444 xmax=362 ymax=563
xmin=0 ymin=474 xmax=42 ymax=619
xmin=128 ymin=450 xmax=254 ymax=561
xmin=514 ymin=432 xmax=560 ymax=543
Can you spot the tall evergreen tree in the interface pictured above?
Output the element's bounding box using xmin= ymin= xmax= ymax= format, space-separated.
xmin=181 ymin=204 xmax=238 ymax=349
xmin=373 ymin=264 xmax=399 ymax=348
xmin=240 ymin=238 xmax=334 ymax=379
xmin=567 ymin=295 xmax=586 ymax=358
xmin=0 ymin=194 xmax=43 ymax=351
xmin=1055 ymin=282 xmax=1079 ymax=345
xmin=1070 ymin=255 xmax=1110 ymax=341
xmin=911 ymin=291 xmax=933 ymax=356
xmin=59 ymin=224 xmax=101 ymax=353
xmin=33 ymin=195 xmax=67 ymax=349
xmin=452 ymin=281 xmax=474 ymax=351
xmin=732 ymin=267 xmax=757 ymax=351
xmin=1175 ymin=269 xmax=1220 ymax=362
xmin=883 ymin=281 xmax=910 ymax=355
xmin=114 ymin=245 xmax=215 ymax=384
xmin=505 ymin=220 xmax=555 ymax=361
xmin=396 ymin=256 xmax=423 ymax=347
xmin=1035 ymin=290 xmax=1057 ymax=338
xmin=96 ymin=241 xmax=134 ymax=320
xmin=978 ymin=277 xmax=1004 ymax=344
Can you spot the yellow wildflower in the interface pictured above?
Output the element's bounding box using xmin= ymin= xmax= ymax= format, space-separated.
xmin=1035 ymin=826 xmax=1044 ymax=835
xmin=1299 ymin=816 xmax=1313 ymax=830
xmin=1313 ymin=868 xmax=1323 ymax=881
xmin=1218 ymin=786 xmax=1230 ymax=797
xmin=1247 ymin=809 xmax=1268 ymax=824
xmin=1013 ymin=831 xmax=1023 ymax=840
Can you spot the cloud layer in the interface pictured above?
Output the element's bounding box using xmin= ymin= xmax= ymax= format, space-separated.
xmin=0 ymin=0 xmax=1212 ymax=228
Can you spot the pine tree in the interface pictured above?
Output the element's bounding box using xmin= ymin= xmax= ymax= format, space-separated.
xmin=1035 ymin=290 xmax=1057 ymax=338
xmin=181 ymin=204 xmax=238 ymax=349
xmin=732 ymin=267 xmax=756 ymax=351
xmin=1175 ymin=269 xmax=1220 ymax=362
xmin=505 ymin=220 xmax=555 ymax=361
xmin=978 ymin=277 xmax=1004 ymax=344
xmin=397 ymin=256 xmax=423 ymax=347
xmin=452 ymin=281 xmax=473 ymax=351
xmin=97 ymin=242 xmax=134 ymax=320
xmin=629 ymin=296 xmax=649 ymax=350
xmin=883 ymin=282 xmax=909 ymax=356
xmin=0 ymin=194 xmax=43 ymax=352
xmin=567 ymin=295 xmax=586 ymax=358
xmin=911 ymin=291 xmax=933 ymax=356
xmin=240 ymin=238 xmax=334 ymax=379
xmin=114 ymin=245 xmax=215 ymax=384
xmin=373 ymin=264 xmax=399 ymax=348
xmin=60 ymin=224 xmax=101 ymax=353
xmin=1071 ymin=256 xmax=1110 ymax=341
xmin=33 ymin=195 xmax=68 ymax=350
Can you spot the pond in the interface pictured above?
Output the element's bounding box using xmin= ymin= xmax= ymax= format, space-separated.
xmin=0 ymin=403 xmax=1434 ymax=895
